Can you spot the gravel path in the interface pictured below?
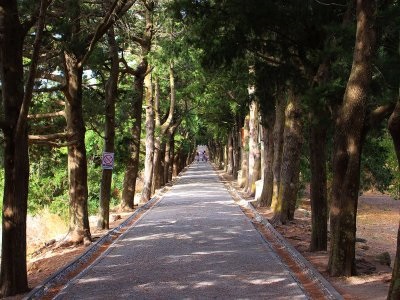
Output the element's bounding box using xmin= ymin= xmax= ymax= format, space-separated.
xmin=54 ymin=163 xmax=309 ymax=299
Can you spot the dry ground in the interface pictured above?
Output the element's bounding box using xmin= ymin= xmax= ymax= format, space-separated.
xmin=13 ymin=171 xmax=400 ymax=300
xmin=224 ymin=171 xmax=398 ymax=300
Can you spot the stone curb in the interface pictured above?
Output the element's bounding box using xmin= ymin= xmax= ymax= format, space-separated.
xmin=24 ymin=196 xmax=158 ymax=300
xmin=238 ymin=198 xmax=344 ymax=300
xmin=24 ymin=166 xmax=190 ymax=300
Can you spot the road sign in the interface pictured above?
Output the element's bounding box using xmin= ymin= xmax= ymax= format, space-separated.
xmin=102 ymin=152 xmax=114 ymax=170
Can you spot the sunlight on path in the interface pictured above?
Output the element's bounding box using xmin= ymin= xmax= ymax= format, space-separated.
xmin=54 ymin=163 xmax=308 ymax=299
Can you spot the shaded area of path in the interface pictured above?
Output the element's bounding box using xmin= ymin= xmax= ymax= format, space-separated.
xmin=54 ymin=163 xmax=309 ymax=299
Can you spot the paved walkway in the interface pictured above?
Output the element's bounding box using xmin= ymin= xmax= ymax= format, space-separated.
xmin=55 ymin=163 xmax=309 ymax=299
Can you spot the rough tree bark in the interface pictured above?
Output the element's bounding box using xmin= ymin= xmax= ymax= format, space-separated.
xmin=173 ymin=145 xmax=180 ymax=177
xmin=239 ymin=115 xmax=250 ymax=187
xmin=0 ymin=0 xmax=48 ymax=295
xmin=121 ymin=74 xmax=144 ymax=210
xmin=258 ymin=113 xmax=275 ymax=207
xmin=64 ymin=51 xmax=91 ymax=245
xmin=121 ymin=2 xmax=153 ymax=210
xmin=270 ymin=95 xmax=285 ymax=211
xmin=98 ymin=27 xmax=118 ymax=229
xmin=61 ymin=0 xmax=137 ymax=244
xmin=164 ymin=122 xmax=180 ymax=184
xmin=152 ymin=80 xmax=162 ymax=194
xmin=232 ymin=118 xmax=241 ymax=180
xmin=271 ymin=90 xmax=302 ymax=224
xmin=140 ymin=70 xmax=155 ymax=202
xmin=328 ymin=0 xmax=376 ymax=277
xmin=227 ymin=132 xmax=234 ymax=175
xmin=309 ymin=112 xmax=329 ymax=251
xmin=388 ymin=100 xmax=400 ymax=299
xmin=247 ymin=100 xmax=261 ymax=195
xmin=217 ymin=142 xmax=224 ymax=169
xmin=152 ymin=61 xmax=177 ymax=193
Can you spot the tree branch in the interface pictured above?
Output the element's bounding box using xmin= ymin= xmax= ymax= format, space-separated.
xmin=79 ymin=0 xmax=138 ymax=67
xmin=161 ymin=61 xmax=176 ymax=133
xmin=367 ymin=103 xmax=396 ymax=129
xmin=28 ymin=132 xmax=70 ymax=143
xmin=28 ymin=110 xmax=65 ymax=119
xmin=37 ymin=71 xmax=66 ymax=84
xmin=16 ymin=0 xmax=53 ymax=141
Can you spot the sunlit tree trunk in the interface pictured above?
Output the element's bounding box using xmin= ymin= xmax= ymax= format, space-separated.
xmin=232 ymin=118 xmax=241 ymax=180
xmin=272 ymin=90 xmax=302 ymax=224
xmin=227 ymin=132 xmax=234 ymax=175
xmin=121 ymin=75 xmax=144 ymax=210
xmin=173 ymin=147 xmax=179 ymax=177
xmin=239 ymin=115 xmax=250 ymax=187
xmin=98 ymin=27 xmax=118 ymax=229
xmin=258 ymin=113 xmax=274 ymax=207
xmin=218 ymin=142 xmax=224 ymax=168
xmin=152 ymin=80 xmax=162 ymax=194
xmin=140 ymin=70 xmax=155 ymax=203
xmin=164 ymin=123 xmax=179 ymax=183
xmin=121 ymin=3 xmax=153 ymax=210
xmin=152 ymin=62 xmax=177 ymax=193
xmin=328 ymin=0 xmax=376 ymax=277
xmin=224 ymin=144 xmax=229 ymax=172
xmin=64 ymin=51 xmax=91 ymax=245
xmin=271 ymin=95 xmax=285 ymax=210
xmin=247 ymin=100 xmax=261 ymax=195
xmin=164 ymin=132 xmax=172 ymax=184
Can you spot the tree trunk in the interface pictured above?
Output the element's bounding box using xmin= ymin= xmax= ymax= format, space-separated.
xmin=247 ymin=101 xmax=261 ymax=195
xmin=227 ymin=132 xmax=234 ymax=175
xmin=0 ymin=3 xmax=29 ymax=294
xmin=239 ymin=115 xmax=250 ymax=187
xmin=152 ymin=62 xmax=177 ymax=192
xmin=271 ymin=95 xmax=286 ymax=210
xmin=152 ymin=80 xmax=162 ymax=194
xmin=272 ymin=90 xmax=303 ymax=224
xmin=232 ymin=119 xmax=241 ymax=180
xmin=258 ymin=116 xmax=274 ymax=207
xmin=173 ymin=146 xmax=179 ymax=177
xmin=224 ymin=144 xmax=229 ymax=172
xmin=388 ymin=100 xmax=400 ymax=299
xmin=121 ymin=4 xmax=153 ymax=210
xmin=160 ymin=142 xmax=166 ymax=186
xmin=121 ymin=75 xmax=144 ymax=210
xmin=164 ymin=132 xmax=172 ymax=184
xmin=98 ymin=28 xmax=118 ymax=230
xmin=218 ymin=142 xmax=224 ymax=168
xmin=389 ymin=221 xmax=400 ymax=300
xmin=328 ymin=0 xmax=376 ymax=277
xmin=170 ymin=135 xmax=176 ymax=179
xmin=64 ymin=51 xmax=91 ymax=245
xmin=309 ymin=115 xmax=328 ymax=251
xmin=140 ymin=70 xmax=155 ymax=203
xmin=165 ymin=124 xmax=179 ymax=183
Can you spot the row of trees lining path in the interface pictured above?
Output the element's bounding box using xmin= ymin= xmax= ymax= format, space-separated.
xmin=0 ymin=0 xmax=399 ymax=298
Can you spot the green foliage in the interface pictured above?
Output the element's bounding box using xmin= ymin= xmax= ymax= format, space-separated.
xmin=360 ymin=131 xmax=397 ymax=197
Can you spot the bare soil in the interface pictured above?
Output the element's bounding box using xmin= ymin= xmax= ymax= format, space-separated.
xmin=13 ymin=170 xmax=399 ymax=300
xmin=221 ymin=170 xmax=398 ymax=300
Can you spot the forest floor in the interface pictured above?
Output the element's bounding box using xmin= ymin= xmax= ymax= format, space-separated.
xmin=13 ymin=170 xmax=399 ymax=300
